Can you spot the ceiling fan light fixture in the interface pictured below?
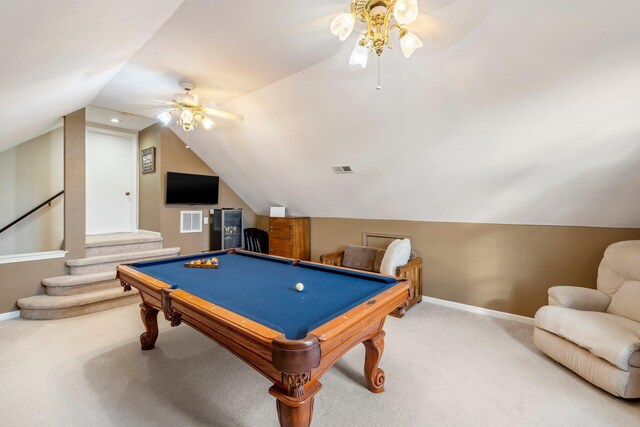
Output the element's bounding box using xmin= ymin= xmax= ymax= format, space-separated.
xmin=330 ymin=13 xmax=355 ymax=41
xmin=349 ymin=37 xmax=369 ymax=68
xmin=181 ymin=121 xmax=195 ymax=132
xmin=158 ymin=81 xmax=241 ymax=132
xmin=157 ymin=111 xmax=172 ymax=126
xmin=393 ymin=0 xmax=419 ymax=25
xmin=202 ymin=117 xmax=215 ymax=130
xmin=330 ymin=0 xmax=422 ymax=73
xmin=400 ymin=30 xmax=423 ymax=58
xmin=180 ymin=109 xmax=194 ymax=124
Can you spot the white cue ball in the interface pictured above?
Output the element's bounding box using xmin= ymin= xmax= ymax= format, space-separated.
xmin=295 ymin=282 xmax=304 ymax=292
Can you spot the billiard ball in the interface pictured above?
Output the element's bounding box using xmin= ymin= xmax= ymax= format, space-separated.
xmin=295 ymin=283 xmax=304 ymax=292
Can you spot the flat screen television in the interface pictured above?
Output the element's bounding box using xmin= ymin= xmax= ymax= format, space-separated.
xmin=166 ymin=172 xmax=219 ymax=205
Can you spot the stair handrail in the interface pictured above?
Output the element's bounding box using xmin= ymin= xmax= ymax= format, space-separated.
xmin=0 ymin=190 xmax=64 ymax=235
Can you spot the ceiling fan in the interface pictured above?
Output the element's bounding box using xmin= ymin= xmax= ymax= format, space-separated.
xmin=156 ymin=81 xmax=243 ymax=132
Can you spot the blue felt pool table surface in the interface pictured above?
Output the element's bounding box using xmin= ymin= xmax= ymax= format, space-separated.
xmin=131 ymin=251 xmax=398 ymax=340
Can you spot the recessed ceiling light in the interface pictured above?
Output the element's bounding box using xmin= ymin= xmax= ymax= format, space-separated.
xmin=110 ymin=118 xmax=120 ymax=123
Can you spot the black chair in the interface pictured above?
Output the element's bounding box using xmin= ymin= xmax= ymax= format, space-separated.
xmin=244 ymin=228 xmax=269 ymax=254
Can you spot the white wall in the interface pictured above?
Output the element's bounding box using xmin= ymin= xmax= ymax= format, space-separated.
xmin=182 ymin=0 xmax=640 ymax=228
xmin=0 ymin=128 xmax=64 ymax=255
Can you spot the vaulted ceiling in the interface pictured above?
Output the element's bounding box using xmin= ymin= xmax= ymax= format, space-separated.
xmin=0 ymin=0 xmax=183 ymax=152
xmin=4 ymin=0 xmax=640 ymax=227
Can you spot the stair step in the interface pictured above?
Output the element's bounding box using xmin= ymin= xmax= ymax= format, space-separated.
xmin=17 ymin=287 xmax=140 ymax=320
xmin=86 ymin=239 xmax=163 ymax=257
xmin=66 ymin=247 xmax=180 ymax=275
xmin=85 ymin=232 xmax=162 ymax=248
xmin=42 ymin=272 xmax=119 ymax=296
xmin=43 ymin=271 xmax=116 ymax=286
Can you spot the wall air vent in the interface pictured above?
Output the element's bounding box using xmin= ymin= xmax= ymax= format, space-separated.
xmin=180 ymin=210 xmax=203 ymax=233
xmin=331 ymin=165 xmax=354 ymax=174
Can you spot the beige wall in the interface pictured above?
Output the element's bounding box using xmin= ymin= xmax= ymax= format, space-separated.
xmin=0 ymin=109 xmax=86 ymax=313
xmin=139 ymin=124 xmax=257 ymax=255
xmin=0 ymin=127 xmax=64 ymax=255
xmin=63 ymin=110 xmax=86 ymax=258
xmin=256 ymin=216 xmax=640 ymax=318
xmin=138 ymin=125 xmax=161 ymax=232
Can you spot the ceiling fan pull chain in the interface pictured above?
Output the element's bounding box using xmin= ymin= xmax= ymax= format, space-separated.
xmin=376 ymin=55 xmax=382 ymax=90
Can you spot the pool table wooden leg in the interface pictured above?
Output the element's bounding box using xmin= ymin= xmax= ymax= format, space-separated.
xmin=269 ymin=381 xmax=321 ymax=427
xmin=270 ymin=335 xmax=322 ymax=427
xmin=363 ymin=330 xmax=386 ymax=393
xmin=139 ymin=303 xmax=159 ymax=350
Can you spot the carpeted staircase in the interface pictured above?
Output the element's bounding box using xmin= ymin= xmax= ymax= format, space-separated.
xmin=17 ymin=233 xmax=180 ymax=320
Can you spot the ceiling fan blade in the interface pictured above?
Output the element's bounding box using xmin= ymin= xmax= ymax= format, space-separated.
xmin=135 ymin=98 xmax=176 ymax=110
xmin=112 ymin=103 xmax=167 ymax=114
xmin=204 ymin=108 xmax=244 ymax=122
xmin=148 ymin=98 xmax=175 ymax=106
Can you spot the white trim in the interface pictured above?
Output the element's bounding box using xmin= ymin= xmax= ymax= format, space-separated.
xmin=131 ymin=132 xmax=139 ymax=232
xmin=362 ymin=231 xmax=412 ymax=247
xmin=0 ymin=311 xmax=20 ymax=321
xmin=423 ymin=296 xmax=535 ymax=325
xmin=0 ymin=250 xmax=67 ymax=265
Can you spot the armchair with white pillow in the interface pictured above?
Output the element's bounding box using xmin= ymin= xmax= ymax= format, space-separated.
xmin=320 ymin=239 xmax=423 ymax=317
xmin=534 ymin=240 xmax=640 ymax=398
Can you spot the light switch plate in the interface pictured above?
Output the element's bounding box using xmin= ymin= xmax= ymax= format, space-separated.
xmin=203 ymin=217 xmax=209 ymax=224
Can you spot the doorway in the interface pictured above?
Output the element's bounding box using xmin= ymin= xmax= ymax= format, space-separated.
xmin=85 ymin=128 xmax=138 ymax=235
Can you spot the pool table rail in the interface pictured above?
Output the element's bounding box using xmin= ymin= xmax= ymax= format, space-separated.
xmin=309 ymin=281 xmax=408 ymax=380
xmin=167 ymin=288 xmax=290 ymax=383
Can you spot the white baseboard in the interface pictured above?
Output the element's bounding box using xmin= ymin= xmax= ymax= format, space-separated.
xmin=0 ymin=311 xmax=20 ymax=321
xmin=0 ymin=250 xmax=67 ymax=265
xmin=423 ymin=296 xmax=534 ymax=325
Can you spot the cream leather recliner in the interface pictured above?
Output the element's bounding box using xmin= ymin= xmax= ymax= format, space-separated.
xmin=534 ymin=240 xmax=640 ymax=398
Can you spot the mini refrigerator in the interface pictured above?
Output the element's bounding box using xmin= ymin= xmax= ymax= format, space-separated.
xmin=210 ymin=209 xmax=243 ymax=250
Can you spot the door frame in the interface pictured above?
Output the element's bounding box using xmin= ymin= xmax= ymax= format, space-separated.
xmin=85 ymin=126 xmax=139 ymax=235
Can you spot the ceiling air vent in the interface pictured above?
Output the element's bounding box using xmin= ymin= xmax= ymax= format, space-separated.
xmin=331 ymin=165 xmax=354 ymax=174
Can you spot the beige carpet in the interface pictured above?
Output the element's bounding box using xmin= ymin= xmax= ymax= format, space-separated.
xmin=0 ymin=302 xmax=638 ymax=426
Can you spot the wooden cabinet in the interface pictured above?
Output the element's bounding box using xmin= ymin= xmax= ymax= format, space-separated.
xmin=268 ymin=217 xmax=310 ymax=260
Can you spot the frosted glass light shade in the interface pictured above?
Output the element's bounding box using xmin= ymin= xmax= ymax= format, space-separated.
xmin=400 ymin=31 xmax=423 ymax=58
xmin=393 ymin=0 xmax=419 ymax=25
xmin=157 ymin=111 xmax=172 ymax=125
xmin=202 ymin=117 xmax=215 ymax=130
xmin=330 ymin=13 xmax=355 ymax=41
xmin=180 ymin=109 xmax=194 ymax=124
xmin=349 ymin=37 xmax=369 ymax=68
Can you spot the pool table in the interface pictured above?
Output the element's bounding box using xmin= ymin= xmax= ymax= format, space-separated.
xmin=116 ymin=249 xmax=411 ymax=427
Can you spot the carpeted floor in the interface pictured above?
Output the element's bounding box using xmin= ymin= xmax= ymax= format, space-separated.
xmin=0 ymin=302 xmax=638 ymax=426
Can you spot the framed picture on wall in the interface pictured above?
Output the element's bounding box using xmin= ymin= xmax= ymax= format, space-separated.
xmin=141 ymin=147 xmax=155 ymax=174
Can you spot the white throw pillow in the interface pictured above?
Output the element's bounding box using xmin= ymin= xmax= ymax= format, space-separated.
xmin=380 ymin=239 xmax=411 ymax=276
